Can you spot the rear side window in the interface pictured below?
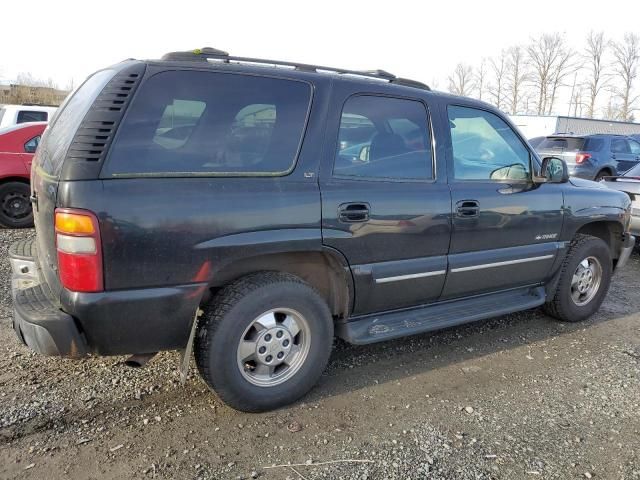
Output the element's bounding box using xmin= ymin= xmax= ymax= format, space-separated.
xmin=17 ymin=110 xmax=48 ymax=123
xmin=628 ymin=139 xmax=640 ymax=155
xmin=24 ymin=135 xmax=40 ymax=153
xmin=537 ymin=137 xmax=585 ymax=151
xmin=583 ymin=138 xmax=604 ymax=151
xmin=104 ymin=71 xmax=312 ymax=176
xmin=334 ymin=95 xmax=433 ymax=180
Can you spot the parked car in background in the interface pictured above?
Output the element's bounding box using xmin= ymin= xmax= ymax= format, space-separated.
xmin=0 ymin=122 xmax=46 ymax=227
xmin=0 ymin=105 xmax=57 ymax=129
xmin=535 ymin=134 xmax=640 ymax=181
xmin=600 ymin=162 xmax=640 ymax=237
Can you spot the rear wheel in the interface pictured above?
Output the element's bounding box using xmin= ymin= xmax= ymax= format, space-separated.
xmin=544 ymin=234 xmax=612 ymax=322
xmin=194 ymin=272 xmax=334 ymax=412
xmin=594 ymin=169 xmax=611 ymax=181
xmin=0 ymin=182 xmax=33 ymax=229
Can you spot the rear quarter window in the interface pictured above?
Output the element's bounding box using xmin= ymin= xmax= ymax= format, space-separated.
xmin=103 ymin=71 xmax=312 ymax=177
xmin=36 ymin=68 xmax=116 ymax=176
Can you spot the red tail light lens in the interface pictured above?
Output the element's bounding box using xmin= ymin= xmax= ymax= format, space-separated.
xmin=55 ymin=208 xmax=103 ymax=292
xmin=575 ymin=152 xmax=591 ymax=164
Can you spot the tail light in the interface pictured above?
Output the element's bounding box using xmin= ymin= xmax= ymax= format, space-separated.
xmin=575 ymin=152 xmax=591 ymax=164
xmin=54 ymin=208 xmax=103 ymax=292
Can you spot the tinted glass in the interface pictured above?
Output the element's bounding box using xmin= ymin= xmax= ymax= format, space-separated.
xmin=583 ymin=137 xmax=604 ymax=151
xmin=36 ymin=68 xmax=116 ymax=176
xmin=334 ymin=95 xmax=432 ymax=180
xmin=611 ymin=138 xmax=631 ymax=154
xmin=448 ymin=106 xmax=530 ymax=181
xmin=17 ymin=110 xmax=48 ymax=123
xmin=537 ymin=137 xmax=585 ymax=151
xmin=24 ymin=135 xmax=40 ymax=153
xmin=629 ymin=139 xmax=640 ymax=155
xmin=105 ymin=71 xmax=312 ymax=176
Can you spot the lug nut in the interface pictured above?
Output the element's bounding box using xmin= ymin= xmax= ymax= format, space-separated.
xmin=258 ymin=346 xmax=266 ymax=354
xmin=283 ymin=339 xmax=290 ymax=347
xmin=265 ymin=355 xmax=273 ymax=363
xmin=276 ymin=330 xmax=283 ymax=338
xmin=277 ymin=352 xmax=284 ymax=359
xmin=265 ymin=334 xmax=272 ymax=341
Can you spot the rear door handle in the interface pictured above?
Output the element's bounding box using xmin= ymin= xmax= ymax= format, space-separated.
xmin=456 ymin=200 xmax=480 ymax=218
xmin=338 ymin=202 xmax=370 ymax=223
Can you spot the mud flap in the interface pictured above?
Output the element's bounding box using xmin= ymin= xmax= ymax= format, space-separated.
xmin=179 ymin=308 xmax=203 ymax=384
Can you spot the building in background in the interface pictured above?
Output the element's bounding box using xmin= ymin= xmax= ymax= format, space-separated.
xmin=510 ymin=115 xmax=640 ymax=139
xmin=0 ymin=84 xmax=69 ymax=107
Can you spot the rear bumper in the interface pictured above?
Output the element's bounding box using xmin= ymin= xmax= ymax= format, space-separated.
xmin=615 ymin=233 xmax=635 ymax=272
xmin=10 ymin=238 xmax=205 ymax=357
xmin=10 ymin=239 xmax=88 ymax=357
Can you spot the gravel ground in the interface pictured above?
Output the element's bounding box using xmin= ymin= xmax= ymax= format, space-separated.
xmin=0 ymin=227 xmax=639 ymax=480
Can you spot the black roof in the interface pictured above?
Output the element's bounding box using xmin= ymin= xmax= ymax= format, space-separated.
xmin=160 ymin=47 xmax=431 ymax=91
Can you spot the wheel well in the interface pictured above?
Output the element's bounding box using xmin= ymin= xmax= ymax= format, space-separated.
xmin=208 ymin=252 xmax=352 ymax=319
xmin=575 ymin=221 xmax=623 ymax=261
xmin=597 ymin=168 xmax=612 ymax=177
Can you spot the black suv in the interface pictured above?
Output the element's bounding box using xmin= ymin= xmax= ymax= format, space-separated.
xmin=10 ymin=48 xmax=635 ymax=412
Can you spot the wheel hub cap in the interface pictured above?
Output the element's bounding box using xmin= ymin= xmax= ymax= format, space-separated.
xmin=236 ymin=308 xmax=310 ymax=387
xmin=570 ymin=256 xmax=602 ymax=306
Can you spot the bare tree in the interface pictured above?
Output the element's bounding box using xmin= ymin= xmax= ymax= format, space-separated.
xmin=505 ymin=46 xmax=528 ymax=115
xmin=488 ymin=51 xmax=508 ymax=109
xmin=583 ymin=31 xmax=608 ymax=118
xmin=448 ymin=63 xmax=475 ymax=97
xmin=527 ymin=33 xmax=573 ymax=115
xmin=474 ymin=59 xmax=488 ymax=101
xmin=610 ymin=33 xmax=640 ymax=121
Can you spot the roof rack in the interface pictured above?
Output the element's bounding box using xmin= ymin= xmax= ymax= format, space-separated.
xmin=161 ymin=48 xmax=430 ymax=91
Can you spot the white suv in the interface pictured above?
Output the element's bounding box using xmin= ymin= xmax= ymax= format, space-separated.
xmin=0 ymin=104 xmax=57 ymax=129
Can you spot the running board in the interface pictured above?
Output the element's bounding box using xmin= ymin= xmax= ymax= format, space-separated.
xmin=337 ymin=286 xmax=546 ymax=345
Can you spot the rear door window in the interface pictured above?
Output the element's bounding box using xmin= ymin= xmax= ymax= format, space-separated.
xmin=333 ymin=95 xmax=433 ymax=180
xmin=629 ymin=139 xmax=640 ymax=155
xmin=17 ymin=110 xmax=48 ymax=123
xmin=611 ymin=138 xmax=631 ymax=154
xmin=104 ymin=71 xmax=312 ymax=176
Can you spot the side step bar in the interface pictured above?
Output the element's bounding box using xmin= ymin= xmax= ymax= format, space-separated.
xmin=337 ymin=286 xmax=546 ymax=345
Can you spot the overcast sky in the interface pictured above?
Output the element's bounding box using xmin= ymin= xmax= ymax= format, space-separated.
xmin=1 ymin=0 xmax=638 ymax=111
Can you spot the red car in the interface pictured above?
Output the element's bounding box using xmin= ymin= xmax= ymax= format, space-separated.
xmin=0 ymin=122 xmax=46 ymax=228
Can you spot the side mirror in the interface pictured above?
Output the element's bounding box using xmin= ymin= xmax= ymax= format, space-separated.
xmin=537 ymin=156 xmax=569 ymax=183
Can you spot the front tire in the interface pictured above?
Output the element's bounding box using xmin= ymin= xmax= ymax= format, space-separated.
xmin=0 ymin=182 xmax=33 ymax=229
xmin=544 ymin=234 xmax=612 ymax=322
xmin=194 ymin=272 xmax=334 ymax=412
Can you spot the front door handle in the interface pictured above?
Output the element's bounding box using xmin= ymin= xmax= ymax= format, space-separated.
xmin=456 ymin=200 xmax=480 ymax=218
xmin=338 ymin=202 xmax=370 ymax=223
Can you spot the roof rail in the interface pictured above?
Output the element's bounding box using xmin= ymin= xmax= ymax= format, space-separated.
xmin=161 ymin=48 xmax=431 ymax=91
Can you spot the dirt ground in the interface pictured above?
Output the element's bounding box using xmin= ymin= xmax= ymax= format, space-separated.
xmin=1 ymin=228 xmax=639 ymax=480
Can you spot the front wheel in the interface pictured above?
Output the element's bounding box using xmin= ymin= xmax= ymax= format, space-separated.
xmin=194 ymin=272 xmax=334 ymax=412
xmin=0 ymin=182 xmax=33 ymax=229
xmin=544 ymin=234 xmax=612 ymax=322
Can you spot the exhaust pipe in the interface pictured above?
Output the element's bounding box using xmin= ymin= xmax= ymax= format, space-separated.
xmin=124 ymin=352 xmax=157 ymax=368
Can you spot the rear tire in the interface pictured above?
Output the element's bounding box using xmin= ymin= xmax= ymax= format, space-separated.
xmin=0 ymin=182 xmax=33 ymax=229
xmin=544 ymin=234 xmax=612 ymax=322
xmin=594 ymin=170 xmax=611 ymax=181
xmin=194 ymin=272 xmax=334 ymax=412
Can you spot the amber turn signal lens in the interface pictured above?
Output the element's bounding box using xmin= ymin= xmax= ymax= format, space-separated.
xmin=55 ymin=212 xmax=95 ymax=234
